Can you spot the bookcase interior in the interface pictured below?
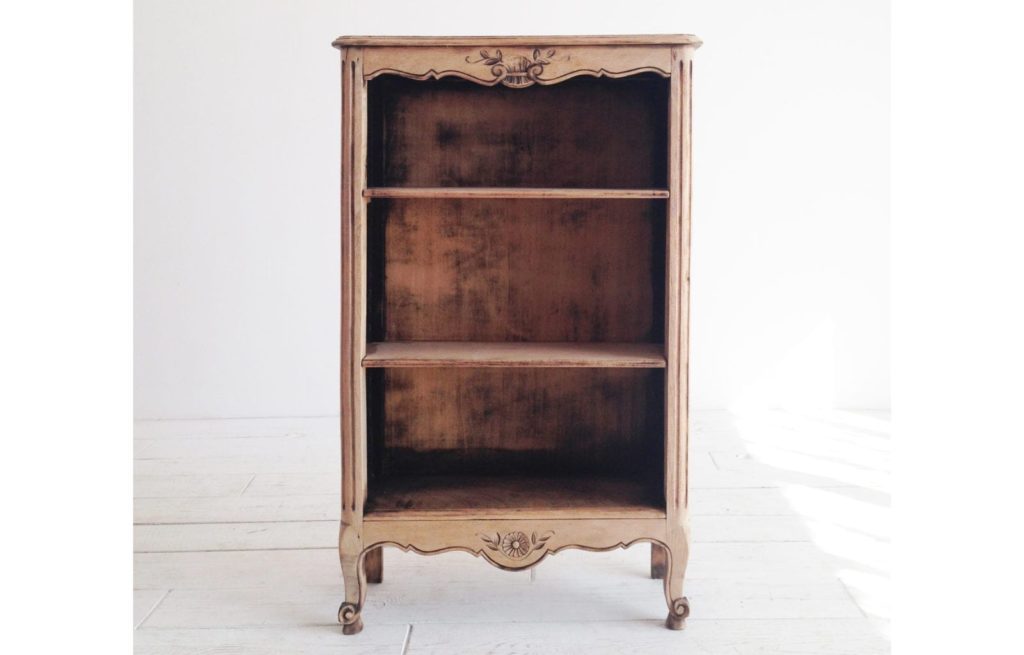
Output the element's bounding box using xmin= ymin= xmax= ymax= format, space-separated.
xmin=363 ymin=72 xmax=671 ymax=518
xmin=367 ymin=198 xmax=666 ymax=342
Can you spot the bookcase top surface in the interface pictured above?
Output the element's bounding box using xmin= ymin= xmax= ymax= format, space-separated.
xmin=332 ymin=34 xmax=702 ymax=48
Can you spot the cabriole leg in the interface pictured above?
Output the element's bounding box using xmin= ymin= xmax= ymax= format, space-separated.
xmin=662 ymin=539 xmax=690 ymax=630
xmin=339 ymin=543 xmax=367 ymax=635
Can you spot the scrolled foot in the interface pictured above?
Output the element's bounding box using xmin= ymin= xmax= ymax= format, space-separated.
xmin=339 ymin=602 xmax=363 ymax=635
xmin=665 ymin=596 xmax=689 ymax=630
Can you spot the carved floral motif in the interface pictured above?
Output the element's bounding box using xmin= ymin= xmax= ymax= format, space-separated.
xmin=479 ymin=530 xmax=553 ymax=559
xmin=465 ymin=48 xmax=556 ymax=88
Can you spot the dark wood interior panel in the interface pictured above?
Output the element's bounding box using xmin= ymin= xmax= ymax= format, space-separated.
xmin=367 ymin=198 xmax=665 ymax=342
xmin=367 ymin=368 xmax=664 ymax=485
xmin=365 ymin=476 xmax=664 ymax=517
xmin=367 ymin=74 xmax=669 ymax=188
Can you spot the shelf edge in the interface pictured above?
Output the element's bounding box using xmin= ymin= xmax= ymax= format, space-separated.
xmin=363 ymin=188 xmax=670 ymax=200
xmin=363 ymin=508 xmax=668 ymax=521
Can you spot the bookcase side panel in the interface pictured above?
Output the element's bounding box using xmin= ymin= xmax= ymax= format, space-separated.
xmin=679 ymin=46 xmax=695 ymax=518
xmin=664 ymin=44 xmax=696 ymax=525
xmin=664 ymin=49 xmax=683 ymax=521
xmin=341 ymin=47 xmax=369 ymax=529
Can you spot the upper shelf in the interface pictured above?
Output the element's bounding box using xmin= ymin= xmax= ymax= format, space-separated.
xmin=364 ymin=188 xmax=669 ymax=200
xmin=363 ymin=342 xmax=666 ymax=368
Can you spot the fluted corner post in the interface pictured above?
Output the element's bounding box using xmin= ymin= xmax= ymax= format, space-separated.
xmin=337 ymin=43 xmax=370 ymax=636
xmin=662 ymin=42 xmax=698 ymax=630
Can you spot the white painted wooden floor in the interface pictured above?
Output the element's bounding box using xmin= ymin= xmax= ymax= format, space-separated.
xmin=134 ymin=410 xmax=890 ymax=654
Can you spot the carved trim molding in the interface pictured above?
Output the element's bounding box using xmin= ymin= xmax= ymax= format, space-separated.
xmin=364 ymin=535 xmax=668 ymax=572
xmin=363 ymin=65 xmax=672 ymax=87
xmin=465 ymin=48 xmax=554 ymax=88
xmin=364 ymin=67 xmax=503 ymax=86
xmin=361 ymin=46 xmax=672 ymax=88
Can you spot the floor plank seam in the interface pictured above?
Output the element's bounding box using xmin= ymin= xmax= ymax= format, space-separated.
xmin=707 ymin=451 xmax=720 ymax=471
xmin=402 ymin=617 xmax=881 ymax=625
xmin=134 ymin=624 xmax=343 ymax=630
xmin=400 ymin=624 xmax=413 ymax=655
xmin=135 ymin=588 xmax=172 ymax=630
xmin=133 ymin=519 xmax=338 ymax=526
xmin=691 ymin=484 xmax=882 ymax=491
xmin=237 ymin=474 xmax=257 ymax=496
xmin=838 ymin=577 xmax=871 ymax=618
xmin=131 ymin=616 xmax=882 ymax=630
xmin=135 ymin=415 xmax=339 ymax=422
xmin=710 ymin=447 xmax=890 ymax=475
xmin=134 ymin=547 xmax=337 ymax=554
xmin=134 ymin=434 xmax=312 ymax=441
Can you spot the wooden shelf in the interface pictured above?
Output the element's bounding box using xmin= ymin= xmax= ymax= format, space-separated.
xmin=363 ymin=342 xmax=666 ymax=368
xmin=364 ymin=187 xmax=670 ymax=200
xmin=365 ymin=476 xmax=665 ymax=520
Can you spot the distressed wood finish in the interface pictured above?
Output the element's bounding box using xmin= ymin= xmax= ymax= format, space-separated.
xmin=369 ymin=368 xmax=664 ymax=478
xmin=363 ymin=342 xmax=666 ymax=368
xmin=334 ymin=35 xmax=699 ymax=635
xmin=365 ymin=476 xmax=664 ymax=519
xmin=366 ymin=75 xmax=668 ymax=188
xmin=368 ymin=198 xmax=665 ymax=342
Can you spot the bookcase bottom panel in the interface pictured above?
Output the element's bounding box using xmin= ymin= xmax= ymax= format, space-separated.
xmin=365 ymin=475 xmax=664 ymax=519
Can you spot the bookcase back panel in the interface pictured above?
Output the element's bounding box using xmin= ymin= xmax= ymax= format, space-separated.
xmin=367 ymin=75 xmax=669 ymax=188
xmin=368 ymin=367 xmax=664 ymax=480
xmin=368 ymin=198 xmax=666 ymax=342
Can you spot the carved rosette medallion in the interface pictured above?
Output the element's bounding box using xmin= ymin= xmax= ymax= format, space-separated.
xmin=465 ymin=48 xmax=556 ymax=88
xmin=479 ymin=530 xmax=553 ymax=559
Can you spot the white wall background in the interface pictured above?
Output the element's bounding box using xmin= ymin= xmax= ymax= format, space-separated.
xmin=134 ymin=0 xmax=889 ymax=419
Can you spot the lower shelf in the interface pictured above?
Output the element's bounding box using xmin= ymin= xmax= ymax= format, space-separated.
xmin=364 ymin=475 xmax=665 ymax=520
xmin=363 ymin=342 xmax=666 ymax=368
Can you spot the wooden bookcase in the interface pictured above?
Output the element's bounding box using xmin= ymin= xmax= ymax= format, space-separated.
xmin=333 ymin=34 xmax=700 ymax=634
